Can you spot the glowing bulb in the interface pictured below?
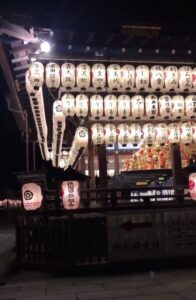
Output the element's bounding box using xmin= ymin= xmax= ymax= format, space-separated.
xmin=40 ymin=41 xmax=51 ymax=53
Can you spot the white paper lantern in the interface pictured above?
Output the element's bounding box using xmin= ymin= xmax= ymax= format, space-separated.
xmin=74 ymin=127 xmax=88 ymax=150
xmin=76 ymin=63 xmax=90 ymax=89
xmin=131 ymin=95 xmax=144 ymax=119
xmin=150 ymin=65 xmax=164 ymax=91
xmin=61 ymin=181 xmax=80 ymax=209
xmin=25 ymin=70 xmax=36 ymax=95
xmin=167 ymin=123 xmax=180 ymax=143
xmin=159 ymin=95 xmax=172 ymax=119
xmin=107 ymin=64 xmax=121 ymax=90
xmin=91 ymin=123 xmax=104 ymax=145
xmin=117 ymin=123 xmax=130 ymax=146
xmin=192 ymin=122 xmax=196 ymax=143
xmin=45 ymin=62 xmax=60 ymax=88
xmin=145 ymin=94 xmax=158 ymax=119
xmin=22 ymin=183 xmax=43 ymax=211
xmin=179 ymin=66 xmax=192 ymax=91
xmin=75 ymin=94 xmax=88 ymax=118
xmin=192 ymin=68 xmax=196 ymax=91
xmin=90 ymin=94 xmax=103 ymax=119
xmin=129 ymin=123 xmax=142 ymax=145
xmin=180 ymin=122 xmax=192 ymax=144
xmin=104 ymin=123 xmax=116 ymax=146
xmin=189 ymin=173 xmax=196 ymax=200
xmin=164 ymin=66 xmax=178 ymax=91
xmin=185 ymin=95 xmax=196 ymax=119
xmin=121 ymin=64 xmax=135 ymax=90
xmin=172 ymin=95 xmax=185 ymax=119
xmin=29 ymin=62 xmax=44 ymax=90
xmin=61 ymin=63 xmax=75 ymax=88
xmin=117 ymin=95 xmax=131 ymax=119
xmin=62 ymin=94 xmax=75 ymax=117
xmin=155 ymin=123 xmax=168 ymax=145
xmin=92 ymin=63 xmax=106 ymax=89
xmin=53 ymin=100 xmax=64 ymax=122
xmin=142 ymin=123 xmax=155 ymax=145
xmin=135 ymin=65 xmax=149 ymax=90
xmin=104 ymin=94 xmax=117 ymax=119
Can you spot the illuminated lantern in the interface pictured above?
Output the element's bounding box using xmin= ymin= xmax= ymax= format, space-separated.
xmin=45 ymin=62 xmax=60 ymax=88
xmin=185 ymin=95 xmax=196 ymax=119
xmin=189 ymin=173 xmax=196 ymax=200
xmin=171 ymin=95 xmax=185 ymax=119
xmin=62 ymin=94 xmax=75 ymax=117
xmin=74 ymin=127 xmax=88 ymax=150
xmin=145 ymin=94 xmax=158 ymax=119
xmin=91 ymin=123 xmax=104 ymax=145
xmin=107 ymin=64 xmax=121 ymax=90
xmin=25 ymin=70 xmax=35 ymax=95
xmin=150 ymin=65 xmax=164 ymax=91
xmin=121 ymin=64 xmax=135 ymax=90
xmin=76 ymin=63 xmax=90 ymax=89
xmin=155 ymin=123 xmax=168 ymax=145
xmin=135 ymin=65 xmax=149 ymax=90
xmin=180 ymin=122 xmax=192 ymax=144
xmin=90 ymin=94 xmax=103 ymax=119
xmin=129 ymin=123 xmax=142 ymax=146
xmin=92 ymin=63 xmax=106 ymax=89
xmin=192 ymin=68 xmax=196 ymax=91
xmin=104 ymin=123 xmax=116 ymax=146
xmin=61 ymin=181 xmax=80 ymax=209
xmin=192 ymin=122 xmax=196 ymax=143
xmin=159 ymin=95 xmax=172 ymax=119
xmin=164 ymin=65 xmax=178 ymax=91
xmin=104 ymin=95 xmax=117 ymax=119
xmin=131 ymin=95 xmax=144 ymax=119
xmin=61 ymin=63 xmax=75 ymax=89
xmin=117 ymin=123 xmax=130 ymax=146
xmin=167 ymin=123 xmax=180 ymax=143
xmin=142 ymin=123 xmax=155 ymax=146
xmin=29 ymin=61 xmax=44 ymax=90
xmin=22 ymin=183 xmax=43 ymax=211
xmin=118 ymin=95 xmax=131 ymax=119
xmin=75 ymin=94 xmax=88 ymax=118
xmin=53 ymin=100 xmax=64 ymax=122
xmin=179 ymin=66 xmax=192 ymax=91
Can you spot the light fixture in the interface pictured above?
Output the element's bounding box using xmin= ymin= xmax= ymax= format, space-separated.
xmin=40 ymin=41 xmax=51 ymax=53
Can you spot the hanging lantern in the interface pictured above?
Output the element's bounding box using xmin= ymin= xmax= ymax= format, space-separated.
xmin=135 ymin=65 xmax=149 ymax=90
xmin=164 ymin=65 xmax=178 ymax=91
xmin=117 ymin=95 xmax=131 ymax=119
xmin=104 ymin=94 xmax=117 ymax=119
xmin=53 ymin=100 xmax=65 ymax=122
xmin=180 ymin=122 xmax=192 ymax=144
xmin=145 ymin=94 xmax=158 ymax=119
xmin=76 ymin=63 xmax=90 ymax=89
xmin=131 ymin=95 xmax=144 ymax=119
xmin=192 ymin=68 xmax=196 ymax=91
xmin=121 ymin=64 xmax=135 ymax=90
xmin=75 ymin=94 xmax=89 ymax=118
xmin=117 ymin=123 xmax=130 ymax=146
xmin=91 ymin=123 xmax=104 ymax=145
xmin=179 ymin=66 xmax=192 ymax=91
xmin=62 ymin=94 xmax=75 ymax=117
xmin=29 ymin=61 xmax=44 ymax=90
xmin=142 ymin=123 xmax=155 ymax=146
xmin=104 ymin=123 xmax=116 ymax=146
xmin=107 ymin=64 xmax=121 ymax=90
xmin=155 ymin=123 xmax=168 ymax=145
xmin=61 ymin=63 xmax=75 ymax=89
xmin=172 ymin=95 xmax=185 ymax=119
xmin=159 ymin=95 xmax=172 ymax=119
xmin=150 ymin=65 xmax=164 ymax=91
xmin=90 ymin=94 xmax=103 ymax=119
xmin=61 ymin=181 xmax=80 ymax=209
xmin=45 ymin=62 xmax=60 ymax=88
xmin=92 ymin=63 xmax=106 ymax=89
xmin=167 ymin=123 xmax=180 ymax=143
xmin=74 ymin=127 xmax=88 ymax=150
xmin=26 ymin=70 xmax=35 ymax=95
xmin=185 ymin=95 xmax=196 ymax=119
xmin=189 ymin=173 xmax=196 ymax=200
xmin=22 ymin=183 xmax=43 ymax=211
xmin=192 ymin=122 xmax=196 ymax=143
xmin=129 ymin=123 xmax=142 ymax=146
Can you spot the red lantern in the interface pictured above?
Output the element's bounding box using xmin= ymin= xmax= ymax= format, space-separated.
xmin=189 ymin=173 xmax=196 ymax=200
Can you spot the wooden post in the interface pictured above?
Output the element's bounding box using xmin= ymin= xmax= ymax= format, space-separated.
xmin=170 ymin=144 xmax=183 ymax=204
xmin=98 ymin=145 xmax=108 ymax=206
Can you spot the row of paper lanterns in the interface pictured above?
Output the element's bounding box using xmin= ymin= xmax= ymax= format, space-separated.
xmin=27 ymin=61 xmax=196 ymax=92
xmin=0 ymin=199 xmax=22 ymax=209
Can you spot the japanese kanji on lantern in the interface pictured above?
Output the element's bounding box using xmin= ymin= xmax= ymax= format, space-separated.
xmin=145 ymin=94 xmax=158 ymax=119
xmin=75 ymin=94 xmax=89 ymax=118
xmin=74 ymin=127 xmax=88 ymax=150
xmin=171 ymin=95 xmax=185 ymax=119
xmin=104 ymin=123 xmax=116 ymax=146
xmin=131 ymin=95 xmax=144 ymax=119
xmin=129 ymin=123 xmax=142 ymax=146
xmin=150 ymin=65 xmax=164 ymax=91
xmin=135 ymin=65 xmax=149 ymax=90
xmin=62 ymin=93 xmax=75 ymax=117
xmin=76 ymin=63 xmax=91 ymax=89
xmin=92 ymin=63 xmax=106 ymax=89
xmin=28 ymin=61 xmax=44 ymax=91
xmin=61 ymin=181 xmax=80 ymax=209
xmin=61 ymin=63 xmax=75 ymax=89
xmin=104 ymin=94 xmax=117 ymax=119
xmin=167 ymin=123 xmax=180 ymax=143
xmin=142 ymin=123 xmax=155 ymax=146
xmin=192 ymin=122 xmax=196 ymax=143
xmin=107 ymin=64 xmax=121 ymax=90
xmin=117 ymin=123 xmax=130 ymax=146
xmin=180 ymin=122 xmax=193 ymax=144
xmin=185 ymin=95 xmax=196 ymax=119
xmin=118 ymin=94 xmax=131 ymax=119
xmin=155 ymin=123 xmax=168 ymax=145
xmin=159 ymin=95 xmax=172 ymax=119
xmin=178 ymin=66 xmax=192 ymax=91
xmin=164 ymin=65 xmax=178 ymax=91
xmin=189 ymin=173 xmax=196 ymax=201
xmin=91 ymin=123 xmax=104 ymax=145
xmin=45 ymin=62 xmax=60 ymax=88
xmin=121 ymin=64 xmax=135 ymax=90
xmin=90 ymin=94 xmax=103 ymax=119
xmin=22 ymin=183 xmax=43 ymax=211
